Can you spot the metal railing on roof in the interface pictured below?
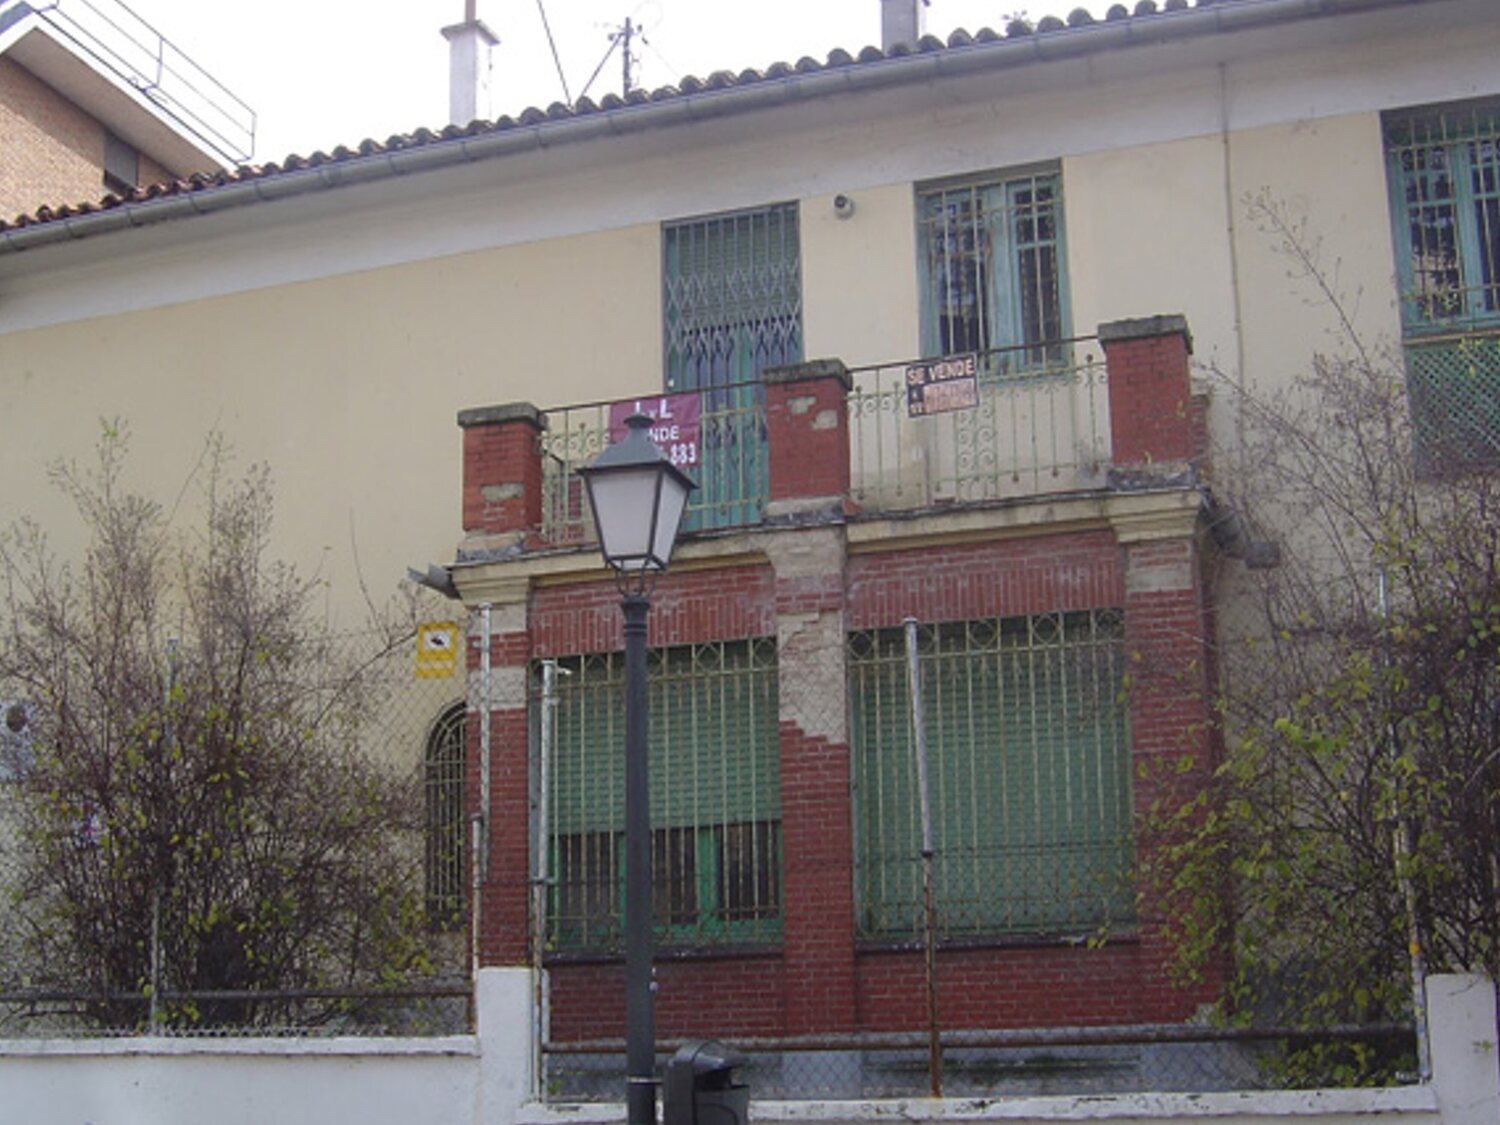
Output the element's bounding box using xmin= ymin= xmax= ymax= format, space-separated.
xmin=19 ymin=0 xmax=255 ymax=165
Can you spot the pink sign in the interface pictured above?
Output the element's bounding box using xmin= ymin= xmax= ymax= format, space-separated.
xmin=607 ymin=393 xmax=702 ymax=469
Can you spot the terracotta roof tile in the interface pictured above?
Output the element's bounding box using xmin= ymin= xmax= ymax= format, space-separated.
xmin=0 ymin=0 xmax=1356 ymax=236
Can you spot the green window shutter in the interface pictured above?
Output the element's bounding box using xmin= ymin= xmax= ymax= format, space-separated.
xmin=918 ymin=171 xmax=1070 ymax=374
xmin=849 ymin=611 xmax=1133 ymax=941
xmin=661 ymin=205 xmax=798 ymax=530
xmin=542 ymin=639 xmax=781 ymax=951
xmin=663 ymin=205 xmax=802 ymax=392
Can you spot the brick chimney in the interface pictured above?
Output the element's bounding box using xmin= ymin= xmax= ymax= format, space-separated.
xmin=442 ymin=1 xmax=498 ymax=127
xmin=881 ymin=0 xmax=929 ymax=51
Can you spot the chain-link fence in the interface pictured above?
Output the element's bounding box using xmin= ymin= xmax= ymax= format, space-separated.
xmin=542 ymin=1024 xmax=1419 ymax=1101
xmin=0 ymin=624 xmax=471 ymax=1038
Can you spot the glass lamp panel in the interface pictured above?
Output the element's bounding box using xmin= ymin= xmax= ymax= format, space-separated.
xmin=588 ymin=468 xmax=661 ymax=568
xmin=650 ymin=473 xmax=691 ymax=568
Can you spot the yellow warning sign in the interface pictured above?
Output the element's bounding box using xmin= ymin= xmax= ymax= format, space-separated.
xmin=415 ymin=621 xmax=459 ymax=679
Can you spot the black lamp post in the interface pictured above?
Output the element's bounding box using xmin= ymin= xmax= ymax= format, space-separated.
xmin=578 ymin=413 xmax=696 ymax=1125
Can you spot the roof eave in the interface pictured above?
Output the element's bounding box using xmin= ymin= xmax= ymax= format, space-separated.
xmin=0 ymin=0 xmax=1435 ymax=257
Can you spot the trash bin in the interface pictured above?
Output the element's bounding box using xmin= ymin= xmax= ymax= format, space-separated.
xmin=664 ymin=1039 xmax=750 ymax=1125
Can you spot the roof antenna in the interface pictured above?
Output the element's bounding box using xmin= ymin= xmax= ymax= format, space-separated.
xmin=578 ymin=14 xmax=647 ymax=102
xmin=619 ymin=17 xmax=640 ymax=97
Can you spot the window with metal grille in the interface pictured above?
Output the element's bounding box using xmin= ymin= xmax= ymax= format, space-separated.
xmin=917 ymin=170 xmax=1070 ymax=374
xmin=542 ymin=638 xmax=781 ymax=952
xmin=1384 ymin=99 xmax=1500 ymax=466
xmin=424 ymin=702 xmax=467 ymax=931
xmin=848 ymin=610 xmax=1133 ymax=941
xmin=662 ymin=205 xmax=800 ymax=529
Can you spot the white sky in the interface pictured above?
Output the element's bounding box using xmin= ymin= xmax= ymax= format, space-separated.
xmin=117 ymin=1 xmax=1084 ymax=164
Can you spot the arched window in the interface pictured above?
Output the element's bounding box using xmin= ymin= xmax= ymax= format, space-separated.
xmin=424 ymin=702 xmax=466 ymax=931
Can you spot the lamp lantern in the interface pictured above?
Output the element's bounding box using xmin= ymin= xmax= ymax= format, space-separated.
xmin=580 ymin=413 xmax=695 ymax=581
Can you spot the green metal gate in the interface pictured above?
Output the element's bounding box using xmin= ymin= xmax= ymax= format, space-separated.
xmin=663 ymin=204 xmax=801 ymax=529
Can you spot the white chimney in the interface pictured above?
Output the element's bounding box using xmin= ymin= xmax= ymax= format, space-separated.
xmin=881 ymin=0 xmax=930 ymax=52
xmin=442 ymin=4 xmax=498 ymax=127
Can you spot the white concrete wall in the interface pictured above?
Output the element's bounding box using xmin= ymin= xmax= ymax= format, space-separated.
xmin=0 ymin=973 xmax=1493 ymax=1125
xmin=0 ymin=967 xmax=533 ymax=1125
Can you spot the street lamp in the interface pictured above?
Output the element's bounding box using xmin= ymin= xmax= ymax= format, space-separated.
xmin=579 ymin=412 xmax=695 ymax=1125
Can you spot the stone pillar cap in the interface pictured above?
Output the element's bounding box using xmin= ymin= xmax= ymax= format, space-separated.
xmin=458 ymin=402 xmax=546 ymax=430
xmin=763 ymin=358 xmax=853 ymax=391
xmin=1098 ymin=314 xmax=1193 ymax=353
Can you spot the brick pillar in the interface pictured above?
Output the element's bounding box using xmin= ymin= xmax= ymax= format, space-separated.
xmin=459 ymin=403 xmax=545 ymax=538
xmin=765 ymin=528 xmax=857 ymax=1035
xmin=466 ymin=587 xmax=534 ymax=967
xmin=1099 ymin=315 xmax=1198 ymax=465
xmin=1114 ymin=504 xmax=1223 ymax=1018
xmin=763 ymin=360 xmax=852 ymax=512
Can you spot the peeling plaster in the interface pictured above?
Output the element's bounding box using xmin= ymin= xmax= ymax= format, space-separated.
xmin=778 ymin=610 xmax=847 ymax=745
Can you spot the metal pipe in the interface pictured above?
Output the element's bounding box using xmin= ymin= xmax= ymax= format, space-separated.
xmin=621 ymin=593 xmax=656 ymax=1125
xmin=471 ymin=604 xmax=493 ymax=981
xmin=902 ymin=617 xmax=942 ymax=1098
xmin=546 ymin=1020 xmax=1416 ymax=1054
xmin=1378 ymin=570 xmax=1431 ymax=1081
xmin=150 ymin=636 xmax=178 ymax=1031
xmin=533 ymin=659 xmax=561 ymax=1099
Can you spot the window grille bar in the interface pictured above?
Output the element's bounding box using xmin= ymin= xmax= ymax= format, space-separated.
xmin=424 ymin=703 xmax=467 ymax=930
xmin=848 ymin=611 xmax=1133 ymax=941
xmin=663 ymin=204 xmax=801 ymax=531
xmin=918 ymin=172 xmax=1069 ymax=372
xmin=539 ymin=639 xmax=781 ymax=952
xmin=1384 ymin=99 xmax=1500 ymax=467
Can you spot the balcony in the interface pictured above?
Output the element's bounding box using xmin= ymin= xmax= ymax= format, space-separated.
xmin=457 ymin=317 xmax=1205 ymax=560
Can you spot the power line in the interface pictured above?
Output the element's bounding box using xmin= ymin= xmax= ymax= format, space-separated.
xmin=533 ymin=0 xmax=574 ymax=107
xmin=578 ymin=30 xmax=621 ymax=103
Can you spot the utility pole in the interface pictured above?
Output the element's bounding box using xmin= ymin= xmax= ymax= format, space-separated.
xmin=619 ymin=17 xmax=638 ymax=96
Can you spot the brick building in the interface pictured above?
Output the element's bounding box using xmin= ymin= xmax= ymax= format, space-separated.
xmin=2 ymin=0 xmax=1497 ymax=1044
xmin=450 ymin=314 xmax=1227 ymax=1040
xmin=0 ymin=0 xmax=249 ymax=221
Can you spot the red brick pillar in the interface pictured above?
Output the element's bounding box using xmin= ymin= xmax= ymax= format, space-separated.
xmin=1114 ymin=508 xmax=1223 ymax=1017
xmin=466 ymin=593 xmax=534 ymax=966
xmin=459 ymin=403 xmax=544 ymax=538
xmin=765 ymin=527 xmax=857 ymax=1035
xmin=763 ymin=360 xmax=852 ymax=510
xmin=1099 ymin=315 xmax=1198 ymax=466
xmin=760 ymin=360 xmax=857 ymax=1033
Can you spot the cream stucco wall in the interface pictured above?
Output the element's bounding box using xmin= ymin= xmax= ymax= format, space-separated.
xmin=1065 ymin=108 xmax=1403 ymax=453
xmin=0 ymin=0 xmax=1496 ymax=758
xmin=802 ymin=183 xmax=920 ymax=367
xmin=0 ymin=223 xmax=659 ymax=608
xmin=1227 ymin=111 xmax=1402 ymax=391
xmin=1064 ymin=133 xmax=1240 ymax=375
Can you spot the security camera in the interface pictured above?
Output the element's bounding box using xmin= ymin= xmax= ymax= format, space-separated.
xmin=833 ymin=193 xmax=855 ymax=219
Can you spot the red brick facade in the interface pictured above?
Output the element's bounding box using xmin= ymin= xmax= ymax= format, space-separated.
xmin=458 ymin=318 xmax=1223 ymax=1040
